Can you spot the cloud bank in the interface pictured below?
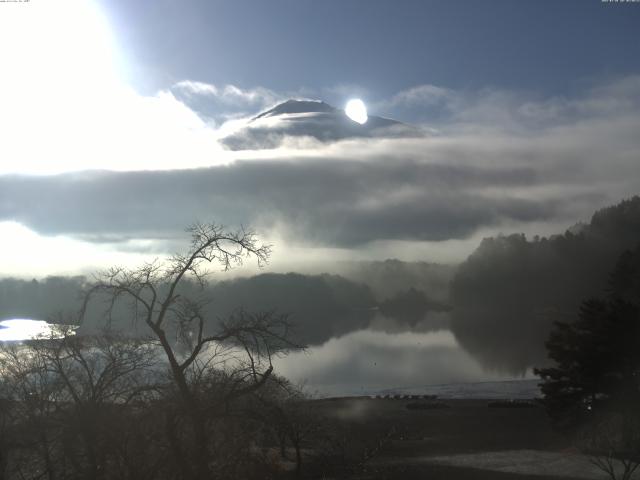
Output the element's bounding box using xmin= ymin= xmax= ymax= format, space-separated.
xmin=1 ymin=73 xmax=640 ymax=271
xmin=0 ymin=159 xmax=563 ymax=248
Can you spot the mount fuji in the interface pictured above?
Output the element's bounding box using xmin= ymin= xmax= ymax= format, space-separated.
xmin=220 ymin=99 xmax=420 ymax=150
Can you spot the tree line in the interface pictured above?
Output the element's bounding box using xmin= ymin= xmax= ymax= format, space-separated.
xmin=452 ymin=196 xmax=640 ymax=372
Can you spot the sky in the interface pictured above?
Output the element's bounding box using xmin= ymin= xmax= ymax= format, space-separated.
xmin=103 ymin=0 xmax=640 ymax=99
xmin=1 ymin=0 xmax=640 ymax=277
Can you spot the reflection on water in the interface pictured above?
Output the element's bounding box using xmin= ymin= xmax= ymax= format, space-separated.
xmin=274 ymin=328 xmax=534 ymax=397
xmin=0 ymin=319 xmax=75 ymax=341
xmin=0 ymin=318 xmax=533 ymax=398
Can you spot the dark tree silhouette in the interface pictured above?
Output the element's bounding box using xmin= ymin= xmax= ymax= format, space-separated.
xmin=536 ymin=245 xmax=640 ymax=479
xmin=0 ymin=327 xmax=161 ymax=480
xmin=535 ymin=298 xmax=639 ymax=430
xmin=452 ymin=196 xmax=640 ymax=373
xmin=79 ymin=223 xmax=303 ymax=480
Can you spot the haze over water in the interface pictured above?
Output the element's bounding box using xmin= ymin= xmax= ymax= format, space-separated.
xmin=1 ymin=316 xmax=527 ymax=397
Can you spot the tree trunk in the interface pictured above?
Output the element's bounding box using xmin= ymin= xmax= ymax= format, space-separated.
xmin=294 ymin=439 xmax=302 ymax=477
xmin=165 ymin=409 xmax=193 ymax=480
xmin=0 ymin=446 xmax=6 ymax=480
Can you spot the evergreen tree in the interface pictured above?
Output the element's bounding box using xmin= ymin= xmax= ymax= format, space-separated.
xmin=535 ymin=245 xmax=640 ymax=433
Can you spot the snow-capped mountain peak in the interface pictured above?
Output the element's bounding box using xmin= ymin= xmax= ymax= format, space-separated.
xmin=253 ymin=99 xmax=337 ymax=120
xmin=221 ymin=99 xmax=419 ymax=150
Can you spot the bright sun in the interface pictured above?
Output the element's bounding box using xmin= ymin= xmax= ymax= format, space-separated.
xmin=0 ymin=0 xmax=126 ymax=174
xmin=345 ymin=99 xmax=368 ymax=124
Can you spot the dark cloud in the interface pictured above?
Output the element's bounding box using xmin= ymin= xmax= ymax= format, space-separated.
xmin=0 ymin=159 xmax=553 ymax=247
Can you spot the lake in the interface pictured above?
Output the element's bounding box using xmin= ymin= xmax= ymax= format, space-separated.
xmin=0 ymin=319 xmax=75 ymax=341
xmin=0 ymin=318 xmax=533 ymax=397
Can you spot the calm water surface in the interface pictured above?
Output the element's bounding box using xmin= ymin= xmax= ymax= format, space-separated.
xmin=1 ymin=319 xmax=531 ymax=397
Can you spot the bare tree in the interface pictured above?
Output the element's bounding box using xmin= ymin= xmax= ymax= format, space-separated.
xmin=247 ymin=377 xmax=318 ymax=476
xmin=0 ymin=327 xmax=160 ymax=480
xmin=79 ymin=223 xmax=303 ymax=480
xmin=577 ymin=411 xmax=640 ymax=480
xmin=1 ymin=339 xmax=64 ymax=480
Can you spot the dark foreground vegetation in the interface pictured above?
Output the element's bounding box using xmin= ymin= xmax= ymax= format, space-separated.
xmin=536 ymin=243 xmax=640 ymax=480
xmin=0 ymin=387 xmax=584 ymax=480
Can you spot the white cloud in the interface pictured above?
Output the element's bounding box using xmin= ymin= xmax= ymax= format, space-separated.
xmin=387 ymin=75 xmax=640 ymax=130
xmin=0 ymin=222 xmax=163 ymax=277
xmin=387 ymin=84 xmax=456 ymax=107
xmin=0 ymin=80 xmax=231 ymax=174
xmin=0 ymin=0 xmax=234 ymax=174
xmin=173 ymin=80 xmax=281 ymax=109
xmin=172 ymin=80 xmax=220 ymax=97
